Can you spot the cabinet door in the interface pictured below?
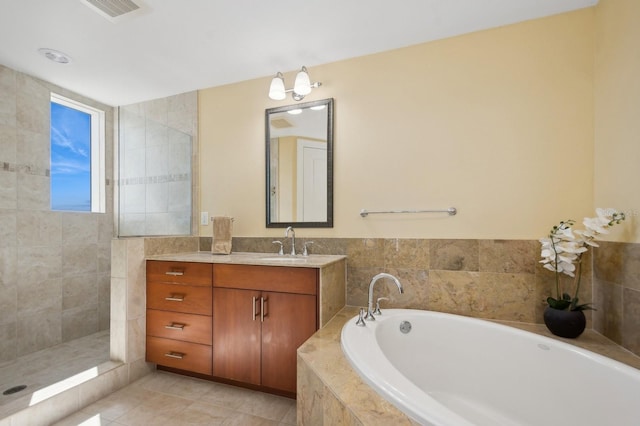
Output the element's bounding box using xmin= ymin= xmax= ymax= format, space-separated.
xmin=261 ymin=291 xmax=317 ymax=393
xmin=212 ymin=287 xmax=262 ymax=385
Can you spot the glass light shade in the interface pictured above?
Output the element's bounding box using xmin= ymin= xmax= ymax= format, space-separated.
xmin=268 ymin=74 xmax=286 ymax=100
xmin=293 ymin=67 xmax=312 ymax=96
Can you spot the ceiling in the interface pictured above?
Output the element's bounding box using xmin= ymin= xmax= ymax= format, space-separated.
xmin=0 ymin=0 xmax=598 ymax=107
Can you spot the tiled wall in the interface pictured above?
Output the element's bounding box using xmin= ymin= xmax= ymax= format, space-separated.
xmin=0 ymin=64 xmax=114 ymax=364
xmin=594 ymin=241 xmax=640 ymax=355
xmin=226 ymin=236 xmax=640 ymax=355
xmin=117 ymin=94 xmax=198 ymax=237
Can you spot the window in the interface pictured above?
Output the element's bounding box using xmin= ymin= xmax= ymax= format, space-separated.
xmin=50 ymin=93 xmax=105 ymax=212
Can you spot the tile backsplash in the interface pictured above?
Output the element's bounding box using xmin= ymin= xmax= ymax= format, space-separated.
xmin=216 ymin=236 xmax=640 ymax=357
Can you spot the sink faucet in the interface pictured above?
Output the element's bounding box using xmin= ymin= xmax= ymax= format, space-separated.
xmin=285 ymin=226 xmax=296 ymax=256
xmin=365 ymin=273 xmax=403 ymax=321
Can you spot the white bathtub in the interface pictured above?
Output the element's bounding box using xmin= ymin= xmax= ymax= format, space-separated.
xmin=341 ymin=309 xmax=640 ymax=426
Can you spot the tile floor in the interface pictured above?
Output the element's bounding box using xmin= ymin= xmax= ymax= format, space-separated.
xmin=53 ymin=371 xmax=297 ymax=425
xmin=0 ymin=331 xmax=110 ymax=418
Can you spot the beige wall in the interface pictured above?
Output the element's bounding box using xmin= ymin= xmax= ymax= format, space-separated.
xmin=199 ymin=9 xmax=595 ymax=239
xmin=594 ymin=0 xmax=640 ymax=244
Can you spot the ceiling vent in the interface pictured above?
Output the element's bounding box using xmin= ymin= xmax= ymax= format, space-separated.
xmin=81 ymin=0 xmax=146 ymax=22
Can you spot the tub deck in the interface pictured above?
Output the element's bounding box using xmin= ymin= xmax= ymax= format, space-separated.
xmin=297 ymin=306 xmax=640 ymax=425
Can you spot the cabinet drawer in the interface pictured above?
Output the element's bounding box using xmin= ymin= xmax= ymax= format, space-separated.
xmin=147 ymin=261 xmax=212 ymax=286
xmin=146 ymin=310 xmax=212 ymax=345
xmin=147 ymin=282 xmax=212 ymax=315
xmin=213 ymin=264 xmax=317 ymax=295
xmin=146 ymin=336 xmax=212 ymax=375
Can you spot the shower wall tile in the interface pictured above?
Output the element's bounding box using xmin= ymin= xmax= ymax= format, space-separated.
xmin=0 ymin=210 xmax=16 ymax=247
xmin=0 ymin=171 xmax=17 ymax=210
xmin=0 ymin=285 xmax=17 ymax=325
xmin=16 ymin=210 xmax=62 ymax=247
xmin=0 ymin=66 xmax=17 ymax=127
xmin=63 ymin=244 xmax=98 ymax=276
xmin=63 ymin=273 xmax=98 ymax=310
xmin=16 ymin=173 xmax=49 ymax=210
xmin=63 ymin=213 xmax=99 ymax=245
xmin=17 ymin=277 xmax=62 ymax=315
xmin=17 ymin=308 xmax=62 ymax=356
xmin=16 ymin=129 xmax=48 ymax=170
xmin=0 ymin=246 xmax=17 ymax=288
xmin=0 ymin=321 xmax=16 ymax=365
xmin=62 ymin=305 xmax=99 ymax=341
xmin=17 ymin=246 xmax=62 ymax=282
xmin=1 ymin=64 xmax=114 ymax=362
xmin=0 ymin=124 xmax=16 ymax=163
xmin=15 ymin=74 xmax=49 ymax=134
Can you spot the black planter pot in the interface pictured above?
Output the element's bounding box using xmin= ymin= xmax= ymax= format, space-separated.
xmin=543 ymin=306 xmax=586 ymax=338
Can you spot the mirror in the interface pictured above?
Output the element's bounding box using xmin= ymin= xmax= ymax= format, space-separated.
xmin=266 ymin=98 xmax=334 ymax=228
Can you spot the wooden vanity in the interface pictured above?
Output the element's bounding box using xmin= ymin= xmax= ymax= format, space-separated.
xmin=144 ymin=252 xmax=346 ymax=398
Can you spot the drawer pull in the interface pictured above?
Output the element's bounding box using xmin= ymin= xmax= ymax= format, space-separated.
xmin=165 ymin=270 xmax=185 ymax=276
xmin=164 ymin=323 xmax=185 ymax=331
xmin=164 ymin=351 xmax=185 ymax=359
xmin=165 ymin=294 xmax=185 ymax=302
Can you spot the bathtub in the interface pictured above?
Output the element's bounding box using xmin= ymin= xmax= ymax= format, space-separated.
xmin=341 ymin=309 xmax=640 ymax=426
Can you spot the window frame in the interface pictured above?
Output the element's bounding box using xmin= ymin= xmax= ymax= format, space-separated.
xmin=50 ymin=93 xmax=106 ymax=213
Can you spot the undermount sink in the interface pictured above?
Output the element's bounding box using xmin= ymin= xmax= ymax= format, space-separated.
xmin=260 ymin=256 xmax=310 ymax=263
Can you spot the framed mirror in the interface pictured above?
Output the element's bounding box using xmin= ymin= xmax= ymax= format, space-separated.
xmin=266 ymin=98 xmax=334 ymax=228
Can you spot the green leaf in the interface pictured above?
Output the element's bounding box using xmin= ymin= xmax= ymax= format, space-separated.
xmin=561 ymin=293 xmax=572 ymax=301
xmin=547 ymin=297 xmax=571 ymax=310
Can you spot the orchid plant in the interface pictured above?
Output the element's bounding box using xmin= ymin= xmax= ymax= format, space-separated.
xmin=539 ymin=208 xmax=625 ymax=311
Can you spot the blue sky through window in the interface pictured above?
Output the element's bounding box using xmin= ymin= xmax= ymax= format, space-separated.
xmin=50 ymin=101 xmax=92 ymax=211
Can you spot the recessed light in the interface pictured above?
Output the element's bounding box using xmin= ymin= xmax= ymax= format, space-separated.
xmin=38 ymin=48 xmax=72 ymax=64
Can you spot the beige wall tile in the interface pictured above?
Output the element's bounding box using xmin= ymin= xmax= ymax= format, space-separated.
xmin=0 ymin=171 xmax=17 ymax=209
xmin=62 ymin=244 xmax=98 ymax=276
xmin=430 ymin=239 xmax=479 ymax=271
xmin=593 ymin=279 xmax=623 ymax=344
xmin=0 ymin=210 xmax=16 ymax=247
xmin=16 ymin=128 xmax=48 ymax=170
xmin=0 ymin=125 xmax=16 ymax=163
xmin=62 ymin=213 xmax=98 ymax=245
xmin=63 ymin=273 xmax=98 ymax=310
xmin=0 ymin=66 xmax=17 ymax=127
xmin=479 ymin=239 xmax=538 ymax=273
xmin=16 ymin=210 xmax=62 ymax=247
xmin=622 ymin=288 xmax=640 ymax=354
xmin=0 ymin=321 xmax=16 ymax=364
xmin=17 ymin=307 xmax=62 ymax=356
xmin=17 ymin=172 xmax=49 ymax=210
xmin=62 ymin=304 xmax=99 ymax=341
xmin=383 ymin=238 xmax=430 ymax=269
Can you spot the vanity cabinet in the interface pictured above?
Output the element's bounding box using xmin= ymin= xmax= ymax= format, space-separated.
xmin=212 ymin=264 xmax=318 ymax=394
xmin=145 ymin=261 xmax=213 ymax=375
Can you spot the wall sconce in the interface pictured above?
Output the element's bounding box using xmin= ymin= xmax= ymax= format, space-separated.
xmin=268 ymin=66 xmax=322 ymax=101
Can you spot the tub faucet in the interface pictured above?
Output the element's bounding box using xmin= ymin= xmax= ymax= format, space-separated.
xmin=365 ymin=273 xmax=403 ymax=321
xmin=285 ymin=226 xmax=296 ymax=255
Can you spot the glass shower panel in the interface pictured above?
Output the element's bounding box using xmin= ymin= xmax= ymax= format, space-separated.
xmin=118 ymin=109 xmax=192 ymax=236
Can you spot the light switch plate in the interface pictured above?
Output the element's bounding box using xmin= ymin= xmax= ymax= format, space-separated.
xmin=200 ymin=212 xmax=209 ymax=225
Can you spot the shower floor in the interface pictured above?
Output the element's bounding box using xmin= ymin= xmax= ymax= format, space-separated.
xmin=0 ymin=330 xmax=110 ymax=418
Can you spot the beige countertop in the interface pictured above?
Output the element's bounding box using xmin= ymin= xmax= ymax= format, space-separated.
xmin=298 ymin=306 xmax=640 ymax=425
xmin=146 ymin=251 xmax=346 ymax=268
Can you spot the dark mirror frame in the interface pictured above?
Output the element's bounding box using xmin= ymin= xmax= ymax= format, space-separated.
xmin=265 ymin=98 xmax=334 ymax=228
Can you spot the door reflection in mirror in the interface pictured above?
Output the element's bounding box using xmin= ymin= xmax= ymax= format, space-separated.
xmin=266 ymin=98 xmax=333 ymax=228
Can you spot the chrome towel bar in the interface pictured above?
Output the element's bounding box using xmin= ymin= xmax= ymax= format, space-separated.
xmin=360 ymin=207 xmax=457 ymax=217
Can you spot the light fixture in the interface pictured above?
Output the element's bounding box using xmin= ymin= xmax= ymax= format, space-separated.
xmin=268 ymin=66 xmax=322 ymax=101
xmin=38 ymin=48 xmax=72 ymax=64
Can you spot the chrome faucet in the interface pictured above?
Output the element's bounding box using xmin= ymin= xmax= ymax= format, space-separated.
xmin=285 ymin=226 xmax=296 ymax=256
xmin=365 ymin=273 xmax=403 ymax=321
